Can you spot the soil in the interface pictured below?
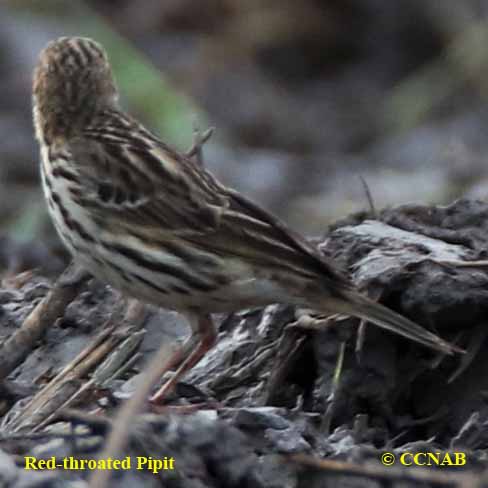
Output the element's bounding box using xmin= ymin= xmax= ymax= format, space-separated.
xmin=0 ymin=199 xmax=486 ymax=487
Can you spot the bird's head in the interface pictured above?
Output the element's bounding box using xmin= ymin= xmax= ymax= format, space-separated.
xmin=33 ymin=37 xmax=118 ymax=143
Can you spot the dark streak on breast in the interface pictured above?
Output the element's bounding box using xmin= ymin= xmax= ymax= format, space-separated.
xmin=50 ymin=190 xmax=95 ymax=243
xmin=129 ymin=272 xmax=169 ymax=294
xmin=103 ymin=241 xmax=218 ymax=292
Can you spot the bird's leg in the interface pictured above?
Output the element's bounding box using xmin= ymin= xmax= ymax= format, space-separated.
xmin=149 ymin=314 xmax=217 ymax=404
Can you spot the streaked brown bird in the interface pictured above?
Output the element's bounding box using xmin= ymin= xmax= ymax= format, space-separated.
xmin=33 ymin=37 xmax=459 ymax=403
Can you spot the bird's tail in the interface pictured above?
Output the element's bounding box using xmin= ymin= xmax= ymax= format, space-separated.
xmin=330 ymin=289 xmax=463 ymax=355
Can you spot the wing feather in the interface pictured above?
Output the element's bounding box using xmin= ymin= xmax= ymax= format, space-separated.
xmin=69 ymin=126 xmax=227 ymax=234
xmin=68 ymin=112 xmax=351 ymax=290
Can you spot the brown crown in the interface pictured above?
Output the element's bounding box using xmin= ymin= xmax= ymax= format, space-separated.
xmin=33 ymin=37 xmax=118 ymax=142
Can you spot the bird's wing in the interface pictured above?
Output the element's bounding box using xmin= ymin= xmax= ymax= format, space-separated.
xmin=201 ymin=188 xmax=351 ymax=289
xmin=69 ymin=126 xmax=228 ymax=234
xmin=70 ymin=118 xmax=350 ymax=288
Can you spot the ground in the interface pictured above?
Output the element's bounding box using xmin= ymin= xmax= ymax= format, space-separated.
xmin=0 ymin=199 xmax=487 ymax=487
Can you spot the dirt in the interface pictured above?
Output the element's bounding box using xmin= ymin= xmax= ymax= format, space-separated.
xmin=0 ymin=199 xmax=487 ymax=487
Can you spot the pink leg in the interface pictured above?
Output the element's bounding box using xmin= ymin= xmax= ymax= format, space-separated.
xmin=149 ymin=314 xmax=217 ymax=404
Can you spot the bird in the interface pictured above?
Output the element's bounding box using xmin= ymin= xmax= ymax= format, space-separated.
xmin=32 ymin=37 xmax=460 ymax=404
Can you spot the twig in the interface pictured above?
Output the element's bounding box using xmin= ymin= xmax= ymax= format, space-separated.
xmin=436 ymin=260 xmax=488 ymax=268
xmin=321 ymin=341 xmax=346 ymax=434
xmin=5 ymin=324 xmax=116 ymax=433
xmin=88 ymin=339 xmax=180 ymax=488
xmin=358 ymin=175 xmax=377 ymax=218
xmin=0 ymin=430 xmax=94 ymax=443
xmin=4 ymin=300 xmax=147 ymax=433
xmin=31 ymin=301 xmax=147 ymax=432
xmin=288 ymin=453 xmax=468 ymax=487
xmin=448 ymin=323 xmax=486 ymax=384
xmin=56 ymin=408 xmax=111 ymax=434
xmin=355 ymin=289 xmax=382 ymax=363
xmin=0 ymin=263 xmax=90 ymax=381
xmin=355 ymin=319 xmax=367 ymax=364
xmin=185 ymin=119 xmax=214 ymax=167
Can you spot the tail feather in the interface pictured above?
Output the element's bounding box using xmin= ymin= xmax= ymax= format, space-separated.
xmin=335 ymin=290 xmax=463 ymax=355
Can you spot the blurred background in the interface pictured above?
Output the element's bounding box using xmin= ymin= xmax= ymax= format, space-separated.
xmin=2 ymin=0 xmax=488 ymax=274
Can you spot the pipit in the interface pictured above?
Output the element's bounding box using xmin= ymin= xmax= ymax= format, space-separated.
xmin=33 ymin=37 xmax=459 ymax=403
